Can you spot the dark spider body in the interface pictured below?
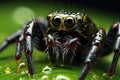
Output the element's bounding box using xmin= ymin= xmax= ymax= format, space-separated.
xmin=0 ymin=11 xmax=120 ymax=80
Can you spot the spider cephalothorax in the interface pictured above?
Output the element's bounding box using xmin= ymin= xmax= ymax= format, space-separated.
xmin=0 ymin=11 xmax=120 ymax=80
xmin=45 ymin=11 xmax=98 ymax=64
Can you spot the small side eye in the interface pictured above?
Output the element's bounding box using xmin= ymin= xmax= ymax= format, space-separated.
xmin=78 ymin=18 xmax=83 ymax=24
xmin=64 ymin=17 xmax=75 ymax=28
xmin=47 ymin=15 xmax=50 ymax=21
xmin=52 ymin=16 xmax=61 ymax=27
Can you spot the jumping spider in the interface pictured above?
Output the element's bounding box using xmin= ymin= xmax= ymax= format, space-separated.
xmin=0 ymin=11 xmax=120 ymax=80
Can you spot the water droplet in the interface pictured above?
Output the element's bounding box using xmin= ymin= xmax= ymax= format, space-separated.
xmin=19 ymin=77 xmax=24 ymax=80
xmin=56 ymin=75 xmax=70 ymax=80
xmin=41 ymin=75 xmax=49 ymax=80
xmin=60 ymin=64 xmax=64 ymax=67
xmin=102 ymin=73 xmax=113 ymax=80
xmin=42 ymin=66 xmax=52 ymax=74
xmin=4 ymin=67 xmax=11 ymax=74
xmin=92 ymin=75 xmax=97 ymax=79
xmin=17 ymin=62 xmax=28 ymax=74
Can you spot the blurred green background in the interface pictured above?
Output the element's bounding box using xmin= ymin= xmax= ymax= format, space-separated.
xmin=0 ymin=0 xmax=120 ymax=80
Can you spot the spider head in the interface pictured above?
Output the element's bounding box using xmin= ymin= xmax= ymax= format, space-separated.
xmin=47 ymin=11 xmax=87 ymax=32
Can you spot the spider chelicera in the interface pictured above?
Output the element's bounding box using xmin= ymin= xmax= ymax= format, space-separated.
xmin=0 ymin=11 xmax=120 ymax=80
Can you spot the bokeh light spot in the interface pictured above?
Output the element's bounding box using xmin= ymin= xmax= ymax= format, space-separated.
xmin=12 ymin=7 xmax=35 ymax=25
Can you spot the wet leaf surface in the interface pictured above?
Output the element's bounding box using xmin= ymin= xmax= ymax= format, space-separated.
xmin=0 ymin=1 xmax=120 ymax=80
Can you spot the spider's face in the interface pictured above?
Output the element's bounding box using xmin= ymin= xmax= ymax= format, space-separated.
xmin=47 ymin=11 xmax=85 ymax=31
xmin=45 ymin=11 xmax=87 ymax=64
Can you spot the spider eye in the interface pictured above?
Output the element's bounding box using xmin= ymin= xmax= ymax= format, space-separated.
xmin=78 ymin=18 xmax=83 ymax=24
xmin=47 ymin=15 xmax=50 ymax=21
xmin=52 ymin=16 xmax=61 ymax=27
xmin=64 ymin=17 xmax=75 ymax=28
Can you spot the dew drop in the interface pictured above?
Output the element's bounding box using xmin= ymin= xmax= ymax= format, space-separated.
xmin=42 ymin=66 xmax=52 ymax=74
xmin=41 ymin=75 xmax=49 ymax=80
xmin=56 ymin=75 xmax=70 ymax=80
xmin=17 ymin=62 xmax=28 ymax=74
xmin=102 ymin=73 xmax=113 ymax=80
xmin=4 ymin=67 xmax=11 ymax=74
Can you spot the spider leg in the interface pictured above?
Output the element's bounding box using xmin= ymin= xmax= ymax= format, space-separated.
xmin=78 ymin=29 xmax=106 ymax=80
xmin=0 ymin=29 xmax=22 ymax=52
xmin=108 ymin=22 xmax=120 ymax=76
xmin=24 ymin=21 xmax=34 ymax=75
xmin=15 ymin=17 xmax=47 ymax=75
xmin=15 ymin=33 xmax=24 ymax=60
xmin=14 ymin=16 xmax=47 ymax=75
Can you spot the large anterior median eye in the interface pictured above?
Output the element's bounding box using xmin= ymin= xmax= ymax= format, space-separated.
xmin=64 ymin=17 xmax=75 ymax=29
xmin=52 ymin=16 xmax=61 ymax=27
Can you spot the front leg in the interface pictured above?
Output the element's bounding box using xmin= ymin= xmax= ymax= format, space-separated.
xmin=108 ymin=22 xmax=120 ymax=76
xmin=23 ymin=18 xmax=47 ymax=75
xmin=24 ymin=21 xmax=34 ymax=75
xmin=78 ymin=29 xmax=106 ymax=80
